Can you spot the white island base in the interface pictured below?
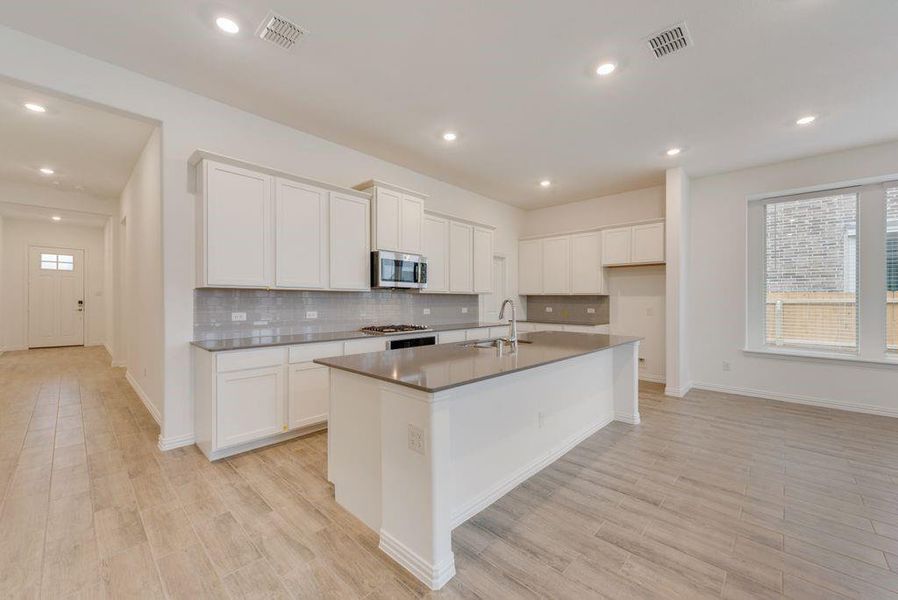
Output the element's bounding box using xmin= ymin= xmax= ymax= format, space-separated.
xmin=325 ymin=339 xmax=640 ymax=589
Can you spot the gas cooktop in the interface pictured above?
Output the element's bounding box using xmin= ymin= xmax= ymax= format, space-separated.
xmin=359 ymin=324 xmax=433 ymax=335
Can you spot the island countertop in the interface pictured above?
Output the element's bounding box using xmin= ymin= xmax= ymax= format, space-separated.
xmin=313 ymin=331 xmax=641 ymax=393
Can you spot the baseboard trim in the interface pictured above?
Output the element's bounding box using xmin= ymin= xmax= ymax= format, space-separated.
xmin=125 ymin=370 xmax=161 ymax=424
xmin=379 ymin=529 xmax=455 ymax=591
xmin=664 ymin=382 xmax=693 ymax=398
xmin=639 ymin=373 xmax=666 ymax=384
xmin=692 ymin=382 xmax=898 ymax=419
xmin=111 ymin=360 xmax=126 ymax=368
xmin=198 ymin=423 xmax=327 ymax=460
xmin=157 ymin=433 xmax=196 ymax=452
xmin=615 ymin=411 xmax=641 ymax=424
xmin=450 ymin=411 xmax=614 ymax=529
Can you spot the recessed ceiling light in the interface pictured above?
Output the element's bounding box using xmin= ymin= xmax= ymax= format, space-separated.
xmin=24 ymin=103 xmax=46 ymax=113
xmin=215 ymin=16 xmax=240 ymax=34
xmin=596 ymin=62 xmax=617 ymax=76
xmin=539 ymin=179 xmax=552 ymax=188
xmin=796 ymin=115 xmax=816 ymax=126
xmin=39 ymin=167 xmax=55 ymax=175
xmin=442 ymin=131 xmax=457 ymax=142
xmin=51 ymin=216 xmax=61 ymax=221
xmin=666 ymin=148 xmax=682 ymax=157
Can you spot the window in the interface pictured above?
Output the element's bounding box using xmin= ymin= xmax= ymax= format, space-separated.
xmin=888 ymin=186 xmax=898 ymax=351
xmin=40 ymin=253 xmax=74 ymax=271
xmin=764 ymin=193 xmax=858 ymax=351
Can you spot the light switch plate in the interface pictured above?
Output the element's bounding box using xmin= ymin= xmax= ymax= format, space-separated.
xmin=422 ymin=308 xmax=431 ymax=315
xmin=231 ymin=312 xmax=246 ymax=322
xmin=545 ymin=307 xmax=553 ymax=313
xmin=407 ymin=424 xmax=425 ymax=455
xmin=461 ymin=307 xmax=468 ymax=314
xmin=587 ymin=307 xmax=596 ymax=314
xmin=306 ymin=311 xmax=318 ymax=319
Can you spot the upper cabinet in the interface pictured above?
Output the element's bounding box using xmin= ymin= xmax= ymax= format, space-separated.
xmin=570 ymin=232 xmax=605 ymax=294
xmin=602 ymin=222 xmax=665 ymax=266
xmin=518 ymin=239 xmax=543 ymax=295
xmin=541 ymin=236 xmax=572 ymax=294
xmin=422 ymin=215 xmax=450 ymax=293
xmin=193 ymin=154 xmax=371 ymax=291
xmin=472 ymin=226 xmax=493 ymax=294
xmin=449 ymin=222 xmax=474 ymax=293
xmin=354 ymin=180 xmax=425 ymax=254
xmin=198 ymin=160 xmax=274 ymax=288
xmin=275 ymin=179 xmax=328 ymax=289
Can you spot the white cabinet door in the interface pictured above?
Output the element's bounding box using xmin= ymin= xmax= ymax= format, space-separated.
xmin=541 ymin=236 xmax=571 ymax=294
xmin=203 ymin=161 xmax=273 ymax=287
xmin=422 ymin=215 xmax=449 ymax=293
xmin=275 ymin=179 xmax=328 ymax=289
xmin=631 ymin=222 xmax=665 ymax=264
xmin=449 ymin=222 xmax=474 ymax=293
xmin=329 ymin=193 xmax=370 ymax=290
xmin=472 ymin=227 xmax=493 ymax=294
xmin=570 ymin=232 xmax=604 ymax=294
xmin=373 ymin=188 xmax=401 ymax=251
xmin=602 ymin=227 xmax=631 ymax=266
xmin=465 ymin=328 xmax=489 ymax=341
xmin=437 ymin=330 xmax=466 ymax=344
xmin=399 ymin=195 xmax=424 ymax=255
xmin=216 ymin=366 xmax=284 ymax=449
xmin=288 ymin=362 xmax=330 ymax=430
xmin=518 ymin=239 xmax=543 ymax=294
xmin=343 ymin=338 xmax=387 ymax=355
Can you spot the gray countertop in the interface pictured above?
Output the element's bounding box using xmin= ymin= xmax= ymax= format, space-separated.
xmin=313 ymin=331 xmax=641 ymax=393
xmin=189 ymin=322 xmax=508 ymax=352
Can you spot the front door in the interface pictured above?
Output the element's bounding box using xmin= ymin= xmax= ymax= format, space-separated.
xmin=28 ymin=246 xmax=85 ymax=348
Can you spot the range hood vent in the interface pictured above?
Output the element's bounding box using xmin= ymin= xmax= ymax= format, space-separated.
xmin=647 ymin=22 xmax=692 ymax=59
xmin=257 ymin=12 xmax=306 ymax=51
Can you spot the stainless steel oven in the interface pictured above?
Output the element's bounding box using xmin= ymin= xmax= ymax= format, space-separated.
xmin=371 ymin=251 xmax=427 ymax=289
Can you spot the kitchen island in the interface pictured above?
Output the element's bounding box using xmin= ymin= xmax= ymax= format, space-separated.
xmin=315 ymin=330 xmax=641 ymax=590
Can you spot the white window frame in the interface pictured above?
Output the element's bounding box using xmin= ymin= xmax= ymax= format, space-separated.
xmin=745 ymin=179 xmax=898 ymax=366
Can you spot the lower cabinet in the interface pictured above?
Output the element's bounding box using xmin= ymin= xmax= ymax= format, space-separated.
xmin=288 ymin=362 xmax=330 ymax=430
xmin=217 ymin=366 xmax=285 ymax=449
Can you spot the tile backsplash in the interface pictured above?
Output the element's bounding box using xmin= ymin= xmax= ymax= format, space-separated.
xmin=194 ymin=289 xmax=479 ymax=341
xmin=525 ymin=295 xmax=609 ymax=325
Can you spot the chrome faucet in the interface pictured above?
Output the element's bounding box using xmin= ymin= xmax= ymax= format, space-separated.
xmin=498 ymin=299 xmax=518 ymax=345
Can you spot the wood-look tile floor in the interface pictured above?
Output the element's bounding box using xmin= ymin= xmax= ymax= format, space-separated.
xmin=3 ymin=347 xmax=898 ymax=598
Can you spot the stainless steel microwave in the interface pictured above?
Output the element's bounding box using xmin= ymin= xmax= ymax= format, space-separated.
xmin=371 ymin=251 xmax=427 ymax=289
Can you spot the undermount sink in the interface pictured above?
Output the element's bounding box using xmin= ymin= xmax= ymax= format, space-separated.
xmin=462 ymin=338 xmax=533 ymax=349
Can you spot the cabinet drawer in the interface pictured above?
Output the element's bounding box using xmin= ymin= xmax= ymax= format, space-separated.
xmin=438 ymin=330 xmax=466 ymax=344
xmin=465 ymin=328 xmax=490 ymax=341
xmin=288 ymin=341 xmax=344 ymax=364
xmin=217 ymin=347 xmax=286 ymax=373
xmin=344 ymin=338 xmax=387 ymax=355
xmin=489 ymin=326 xmax=508 ymax=339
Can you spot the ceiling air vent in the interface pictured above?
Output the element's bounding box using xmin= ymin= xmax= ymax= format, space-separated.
xmin=257 ymin=12 xmax=306 ymax=50
xmin=647 ymin=22 xmax=692 ymax=59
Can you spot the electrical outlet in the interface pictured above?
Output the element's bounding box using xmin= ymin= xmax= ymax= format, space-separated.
xmin=461 ymin=307 xmax=468 ymax=314
xmin=407 ymin=424 xmax=425 ymax=455
xmin=231 ymin=312 xmax=247 ymax=322
xmin=587 ymin=307 xmax=596 ymax=314
xmin=538 ymin=411 xmax=545 ymax=429
xmin=545 ymin=306 xmax=553 ymax=313
xmin=305 ymin=311 xmax=318 ymax=319
xmin=722 ymin=360 xmax=731 ymax=372
xmin=422 ymin=308 xmax=431 ymax=315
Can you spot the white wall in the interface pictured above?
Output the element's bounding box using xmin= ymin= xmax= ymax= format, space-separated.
xmin=522 ymin=185 xmax=667 ymax=382
xmin=690 ymin=139 xmax=898 ymax=415
xmin=0 ymin=26 xmax=525 ymax=446
xmin=0 ymin=217 xmax=106 ymax=350
xmin=117 ymin=127 xmax=163 ymax=419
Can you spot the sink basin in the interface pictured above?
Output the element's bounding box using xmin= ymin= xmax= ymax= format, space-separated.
xmin=462 ymin=338 xmax=533 ymax=349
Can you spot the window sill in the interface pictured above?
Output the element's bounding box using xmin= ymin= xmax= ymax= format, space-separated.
xmin=743 ymin=346 xmax=898 ymax=368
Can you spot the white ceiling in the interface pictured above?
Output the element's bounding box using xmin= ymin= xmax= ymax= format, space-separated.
xmin=2 ymin=1 xmax=897 ymax=208
xmin=0 ymin=202 xmax=109 ymax=228
xmin=0 ymin=79 xmax=155 ymax=199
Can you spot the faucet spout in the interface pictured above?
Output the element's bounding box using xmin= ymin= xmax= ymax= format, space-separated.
xmin=498 ymin=299 xmax=518 ymax=345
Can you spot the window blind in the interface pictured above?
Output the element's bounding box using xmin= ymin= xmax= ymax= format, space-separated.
xmin=887 ymin=186 xmax=898 ymax=352
xmin=765 ymin=193 xmax=858 ymax=351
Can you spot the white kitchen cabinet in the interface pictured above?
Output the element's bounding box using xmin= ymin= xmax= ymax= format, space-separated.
xmin=329 ymin=193 xmax=370 ymax=290
xmin=602 ymin=227 xmax=632 ymax=266
xmin=275 ymin=179 xmax=328 ymax=289
xmin=288 ymin=362 xmax=330 ymax=430
xmin=198 ymin=160 xmax=274 ymax=287
xmin=400 ymin=195 xmax=424 ymax=254
xmin=631 ymin=222 xmax=665 ymax=264
xmin=422 ymin=215 xmax=449 ymax=293
xmin=217 ymin=365 xmax=285 ymax=449
xmin=372 ymin=187 xmax=401 ymax=251
xmin=449 ymin=222 xmax=474 ymax=293
xmin=473 ymin=227 xmax=493 ymax=294
xmin=518 ymin=239 xmax=543 ymax=294
xmin=465 ymin=328 xmax=490 ymax=341
xmin=541 ymin=236 xmax=572 ymax=294
xmin=602 ymin=223 xmax=665 ymax=266
xmin=437 ymin=330 xmax=466 ymax=344
xmin=344 ymin=338 xmax=387 ymax=355
xmin=570 ymin=232 xmax=605 ymax=294
xmin=356 ymin=181 xmax=425 ymax=254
